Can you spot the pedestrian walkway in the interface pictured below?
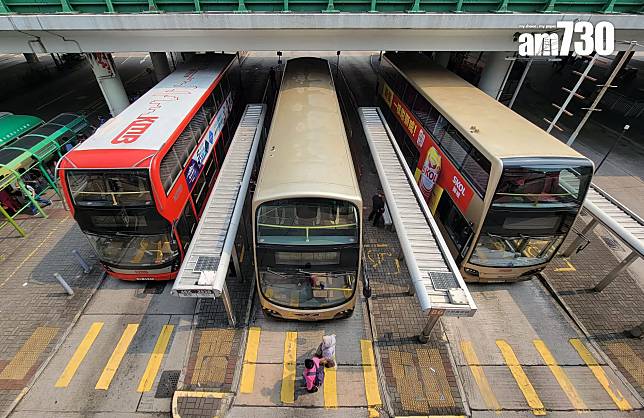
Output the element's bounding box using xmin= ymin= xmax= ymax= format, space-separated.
xmin=543 ymin=213 xmax=644 ymax=402
xmin=359 ymin=163 xmax=465 ymax=417
xmin=231 ymin=288 xmax=379 ymax=416
xmin=0 ymin=196 xmax=103 ymax=415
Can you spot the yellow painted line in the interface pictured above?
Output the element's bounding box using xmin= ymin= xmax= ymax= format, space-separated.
xmin=239 ymin=327 xmax=261 ymax=394
xmin=55 ymin=322 xmax=104 ymax=388
xmin=496 ymin=340 xmax=546 ymax=416
xmin=460 ymin=341 xmax=501 ymax=412
xmin=533 ymin=339 xmax=587 ymax=411
xmin=0 ymin=326 xmax=59 ymax=380
xmin=137 ymin=324 xmax=174 ymax=392
xmin=239 ymin=245 xmax=245 ymax=263
xmin=368 ymin=407 xmax=379 ymax=417
xmin=360 ymin=339 xmax=382 ymax=408
xmin=95 ymin=323 xmax=139 ymax=390
xmin=173 ymin=390 xmax=227 ymax=398
xmin=570 ymin=338 xmax=632 ymax=411
xmin=554 ymin=258 xmax=576 ymax=272
xmin=280 ymin=331 xmax=297 ymax=404
xmin=324 ymin=365 xmax=338 ymax=408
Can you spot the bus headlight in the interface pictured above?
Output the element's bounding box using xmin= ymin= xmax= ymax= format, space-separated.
xmin=464 ymin=267 xmax=479 ymax=276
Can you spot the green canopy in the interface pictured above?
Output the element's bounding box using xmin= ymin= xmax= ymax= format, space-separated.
xmin=0 ymin=114 xmax=44 ymax=147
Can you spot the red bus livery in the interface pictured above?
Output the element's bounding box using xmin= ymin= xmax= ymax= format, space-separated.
xmin=58 ymin=53 xmax=243 ymax=281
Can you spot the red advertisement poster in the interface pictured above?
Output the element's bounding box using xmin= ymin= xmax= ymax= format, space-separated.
xmin=381 ymin=82 xmax=474 ymax=213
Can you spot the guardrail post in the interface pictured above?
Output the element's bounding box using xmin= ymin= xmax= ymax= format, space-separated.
xmin=418 ymin=312 xmax=441 ymax=343
xmin=561 ymin=218 xmax=597 ymax=257
xmin=601 ymin=0 xmax=617 ymax=13
xmin=0 ymin=205 xmax=26 ymax=237
xmin=54 ymin=273 xmax=74 ymax=296
xmin=72 ymin=250 xmax=91 ymax=274
xmin=105 ymin=0 xmax=115 ymax=13
xmin=593 ymin=250 xmax=638 ymax=292
xmin=542 ymin=0 xmax=557 ymax=13
xmin=494 ymin=0 xmax=511 ymax=13
xmin=60 ymin=0 xmax=75 ymax=13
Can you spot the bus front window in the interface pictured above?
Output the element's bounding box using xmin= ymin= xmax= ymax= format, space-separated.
xmin=67 ymin=170 xmax=153 ymax=207
xmin=86 ymin=232 xmax=178 ymax=268
xmin=256 ymin=247 xmax=359 ymax=309
xmin=469 ymin=234 xmax=564 ymax=268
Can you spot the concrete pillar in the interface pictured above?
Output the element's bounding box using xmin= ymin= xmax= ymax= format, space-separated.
xmin=478 ymin=51 xmax=513 ymax=99
xmin=434 ymin=52 xmax=451 ymax=68
xmin=23 ymin=53 xmax=39 ymax=65
xmin=86 ymin=52 xmax=130 ymax=117
xmin=150 ymin=52 xmax=171 ymax=82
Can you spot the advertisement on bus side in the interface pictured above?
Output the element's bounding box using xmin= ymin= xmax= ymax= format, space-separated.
xmin=184 ymin=92 xmax=233 ymax=190
xmin=381 ymin=82 xmax=474 ymax=214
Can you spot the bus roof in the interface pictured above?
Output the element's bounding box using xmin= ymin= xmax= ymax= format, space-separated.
xmin=0 ymin=114 xmax=43 ymax=146
xmin=385 ymin=52 xmax=587 ymax=161
xmin=71 ymin=54 xmax=234 ymax=161
xmin=254 ymin=57 xmax=361 ymax=206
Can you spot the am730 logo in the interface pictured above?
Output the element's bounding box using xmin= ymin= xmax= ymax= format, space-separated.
xmin=518 ymin=21 xmax=614 ymax=57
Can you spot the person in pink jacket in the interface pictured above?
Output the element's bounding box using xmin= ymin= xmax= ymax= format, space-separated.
xmin=303 ymin=357 xmax=324 ymax=393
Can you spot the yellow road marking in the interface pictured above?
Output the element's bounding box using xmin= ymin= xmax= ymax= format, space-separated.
xmin=554 ymin=258 xmax=576 ymax=272
xmin=324 ymin=365 xmax=338 ymax=408
xmin=460 ymin=341 xmax=501 ymax=412
xmin=533 ymin=339 xmax=587 ymax=410
xmin=280 ymin=331 xmax=297 ymax=404
xmin=360 ymin=339 xmax=382 ymax=408
xmin=137 ymin=324 xmax=174 ymax=392
xmin=0 ymin=326 xmax=59 ymax=380
xmin=55 ymin=322 xmax=104 ymax=388
xmin=605 ymin=341 xmax=644 ymax=388
xmin=240 ymin=327 xmax=261 ymax=394
xmin=368 ymin=406 xmax=379 ymax=417
xmin=496 ymin=340 xmax=546 ymax=416
xmin=95 ymin=324 xmax=138 ymax=390
xmin=570 ymin=338 xmax=632 ymax=411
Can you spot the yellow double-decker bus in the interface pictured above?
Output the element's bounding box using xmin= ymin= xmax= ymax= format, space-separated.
xmin=378 ymin=52 xmax=593 ymax=283
xmin=252 ymin=57 xmax=362 ymax=320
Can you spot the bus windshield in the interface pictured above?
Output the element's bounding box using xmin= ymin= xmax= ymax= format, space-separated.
xmin=493 ymin=163 xmax=592 ymax=206
xmin=67 ymin=170 xmax=153 ymax=207
xmin=256 ymin=247 xmax=359 ymax=309
xmin=256 ymin=198 xmax=359 ymax=245
xmin=85 ymin=232 xmax=178 ymax=268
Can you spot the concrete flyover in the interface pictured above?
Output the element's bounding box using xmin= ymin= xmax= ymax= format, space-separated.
xmin=0 ymin=13 xmax=643 ymax=53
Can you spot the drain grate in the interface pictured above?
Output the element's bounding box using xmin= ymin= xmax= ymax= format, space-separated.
xmin=143 ymin=282 xmax=166 ymax=294
xmin=602 ymin=236 xmax=623 ymax=251
xmin=155 ymin=370 xmax=180 ymax=398
xmin=429 ymin=271 xmax=458 ymax=290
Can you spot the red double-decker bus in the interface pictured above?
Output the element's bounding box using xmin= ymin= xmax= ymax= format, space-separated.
xmin=58 ymin=53 xmax=243 ymax=281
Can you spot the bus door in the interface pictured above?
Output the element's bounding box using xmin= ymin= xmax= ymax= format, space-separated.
xmin=435 ymin=193 xmax=474 ymax=263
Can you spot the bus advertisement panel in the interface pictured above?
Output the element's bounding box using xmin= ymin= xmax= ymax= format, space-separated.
xmin=381 ymin=82 xmax=474 ymax=214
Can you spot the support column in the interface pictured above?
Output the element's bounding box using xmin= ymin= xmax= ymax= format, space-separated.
xmin=594 ymin=251 xmax=638 ymax=292
xmin=478 ymin=51 xmax=513 ymax=99
xmin=418 ymin=312 xmax=442 ymax=343
xmin=23 ymin=53 xmax=40 ymax=65
xmin=561 ymin=218 xmax=597 ymax=257
xmin=86 ymin=52 xmax=130 ymax=117
xmin=221 ymin=282 xmax=236 ymax=327
xmin=434 ymin=52 xmax=451 ymax=68
xmin=150 ymin=52 xmax=171 ymax=82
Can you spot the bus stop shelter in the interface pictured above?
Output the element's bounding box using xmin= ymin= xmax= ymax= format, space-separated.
xmin=359 ymin=107 xmax=477 ymax=342
xmin=562 ymin=183 xmax=644 ymax=292
xmin=0 ymin=113 xmax=91 ymax=236
xmin=0 ymin=113 xmax=43 ymax=147
xmin=172 ymin=104 xmax=266 ymax=326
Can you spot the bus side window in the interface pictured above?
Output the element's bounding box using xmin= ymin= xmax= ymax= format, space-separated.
xmin=436 ymin=194 xmax=473 ymax=258
xmin=176 ymin=204 xmax=197 ymax=251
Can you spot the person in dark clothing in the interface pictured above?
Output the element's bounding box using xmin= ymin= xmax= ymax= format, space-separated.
xmin=269 ymin=67 xmax=276 ymax=91
xmin=368 ymin=190 xmax=385 ymax=227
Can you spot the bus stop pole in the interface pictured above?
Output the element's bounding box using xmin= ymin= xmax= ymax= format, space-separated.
xmin=0 ymin=205 xmax=26 ymax=237
xmin=418 ymin=312 xmax=442 ymax=343
xmin=594 ymin=250 xmax=638 ymax=292
xmin=221 ymin=282 xmax=236 ymax=327
xmin=37 ymin=162 xmax=62 ymax=200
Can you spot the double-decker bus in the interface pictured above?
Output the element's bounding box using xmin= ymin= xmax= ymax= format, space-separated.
xmin=58 ymin=53 xmax=243 ymax=281
xmin=378 ymin=52 xmax=593 ymax=283
xmin=252 ymin=57 xmax=362 ymax=321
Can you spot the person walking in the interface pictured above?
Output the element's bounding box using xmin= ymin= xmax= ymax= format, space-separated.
xmin=316 ymin=334 xmax=336 ymax=368
xmin=269 ymin=67 xmax=277 ymax=91
xmin=303 ymin=357 xmax=325 ymax=393
xmin=368 ymin=190 xmax=385 ymax=227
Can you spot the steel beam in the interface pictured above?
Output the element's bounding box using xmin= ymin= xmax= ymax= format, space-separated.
xmin=561 ymin=218 xmax=598 ymax=257
xmin=594 ymin=250 xmax=638 ymax=292
xmin=418 ymin=313 xmax=441 ymax=343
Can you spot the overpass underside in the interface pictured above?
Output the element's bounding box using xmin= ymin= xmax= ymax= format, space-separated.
xmin=1 ymin=12 xmax=643 ymax=53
